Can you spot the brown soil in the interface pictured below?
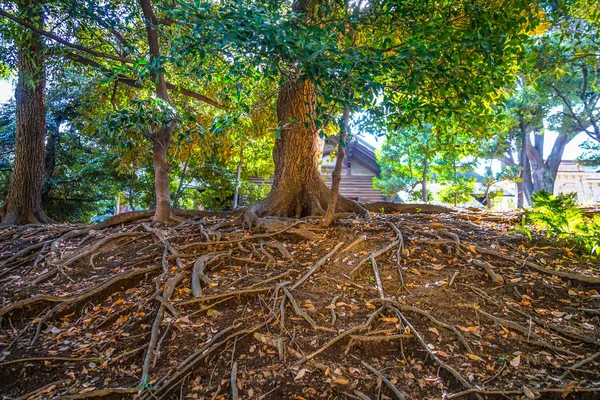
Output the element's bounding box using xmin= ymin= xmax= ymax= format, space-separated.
xmin=0 ymin=211 xmax=599 ymax=400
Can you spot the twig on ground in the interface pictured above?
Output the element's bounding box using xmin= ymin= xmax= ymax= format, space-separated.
xmin=361 ymin=361 xmax=406 ymax=400
xmin=371 ymin=256 xmax=385 ymax=299
xmin=230 ymin=361 xmax=239 ymax=400
xmin=560 ymin=351 xmax=600 ymax=379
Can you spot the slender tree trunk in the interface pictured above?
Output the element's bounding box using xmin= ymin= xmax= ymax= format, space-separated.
xmin=422 ymin=158 xmax=428 ymax=203
xmin=0 ymin=0 xmax=50 ymax=226
xmin=41 ymin=115 xmax=61 ymax=207
xmin=172 ymin=158 xmax=189 ymax=208
xmin=324 ymin=108 xmax=349 ymax=227
xmin=139 ymin=0 xmax=174 ymax=222
xmin=232 ymin=145 xmax=243 ymax=209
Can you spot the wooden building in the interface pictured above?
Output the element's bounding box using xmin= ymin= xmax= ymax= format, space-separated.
xmin=249 ymin=136 xmax=386 ymax=203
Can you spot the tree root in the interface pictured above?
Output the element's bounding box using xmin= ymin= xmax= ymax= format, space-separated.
xmin=59 ymin=387 xmax=139 ymax=399
xmin=291 ymin=242 xmax=344 ymax=289
xmin=476 ymin=309 xmax=580 ymax=356
xmin=178 ymin=221 xmax=303 ymax=252
xmin=387 ymin=304 xmax=477 ymax=397
xmin=361 ymin=361 xmax=406 ymax=400
xmin=282 ymin=287 xmax=335 ymax=333
xmin=0 ymin=265 xmax=161 ymax=323
xmin=191 ymin=252 xmax=230 ymax=297
xmin=295 ymin=307 xmax=383 ymax=366
xmin=447 ymin=386 xmax=600 ymax=399
xmin=462 ymin=243 xmax=600 ymax=285
xmin=371 ymin=299 xmax=473 ymax=353
xmin=140 ymin=272 xmax=185 ymax=387
xmin=560 ymin=351 xmax=600 ymax=379
xmin=470 ymin=258 xmax=504 ymax=285
xmin=349 ymin=240 xmax=400 ymax=276
xmin=364 ymin=202 xmax=454 ymax=214
xmin=0 ymin=356 xmax=100 ymax=368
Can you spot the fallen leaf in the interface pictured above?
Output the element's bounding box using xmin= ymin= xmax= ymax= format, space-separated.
xmin=294 ymin=368 xmax=308 ymax=381
xmin=510 ymin=354 xmax=521 ymax=367
xmin=428 ymin=327 xmax=440 ymax=336
xmin=466 ymin=353 xmax=485 ymax=362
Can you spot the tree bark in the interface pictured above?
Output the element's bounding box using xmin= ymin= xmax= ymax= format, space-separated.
xmin=41 ymin=115 xmax=61 ymax=206
xmin=172 ymin=158 xmax=189 ymax=209
xmin=324 ymin=108 xmax=349 ymax=227
xmin=422 ymin=158 xmax=428 ymax=203
xmin=524 ymin=129 xmax=572 ymax=196
xmin=139 ymin=0 xmax=174 ymax=222
xmin=0 ymin=0 xmax=50 ymax=226
xmin=232 ymin=145 xmax=243 ymax=210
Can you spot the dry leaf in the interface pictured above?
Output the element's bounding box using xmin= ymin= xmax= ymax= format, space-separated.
xmin=466 ymin=353 xmax=485 ymax=362
xmin=428 ymin=327 xmax=440 ymax=336
xmin=294 ymin=368 xmax=308 ymax=381
xmin=510 ymin=354 xmax=521 ymax=367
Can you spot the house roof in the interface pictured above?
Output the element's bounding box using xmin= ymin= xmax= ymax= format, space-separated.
xmin=324 ymin=135 xmax=380 ymax=176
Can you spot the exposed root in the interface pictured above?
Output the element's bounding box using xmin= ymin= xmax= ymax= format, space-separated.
xmin=364 ymin=202 xmax=454 ymax=214
xmin=361 ymin=361 xmax=406 ymax=400
xmin=470 ymin=258 xmax=504 ymax=285
xmin=349 ymin=240 xmax=400 ymax=276
xmin=291 ymin=242 xmax=344 ymax=289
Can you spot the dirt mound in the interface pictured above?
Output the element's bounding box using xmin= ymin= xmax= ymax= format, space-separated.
xmin=1 ymin=212 xmax=599 ymax=399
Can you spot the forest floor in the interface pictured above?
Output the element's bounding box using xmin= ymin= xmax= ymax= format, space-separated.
xmin=0 ymin=210 xmax=600 ymax=400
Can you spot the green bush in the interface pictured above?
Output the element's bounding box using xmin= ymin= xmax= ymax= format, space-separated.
xmin=525 ymin=190 xmax=600 ymax=255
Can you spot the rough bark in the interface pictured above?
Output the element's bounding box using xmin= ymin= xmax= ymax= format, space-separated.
xmin=324 ymin=108 xmax=349 ymax=227
xmin=41 ymin=115 xmax=61 ymax=206
xmin=422 ymin=158 xmax=428 ymax=203
xmin=0 ymin=0 xmax=50 ymax=226
xmin=139 ymin=0 xmax=174 ymax=222
xmin=233 ymin=145 xmax=243 ymax=210
xmin=524 ymin=128 xmax=572 ymax=197
xmin=242 ymin=0 xmax=363 ymax=219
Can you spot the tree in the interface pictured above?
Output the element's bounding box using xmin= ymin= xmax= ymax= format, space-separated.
xmin=179 ymin=0 xmax=535 ymax=218
xmin=0 ymin=0 xmax=51 ymax=225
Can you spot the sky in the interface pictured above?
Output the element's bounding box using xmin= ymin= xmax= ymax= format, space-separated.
xmin=0 ymin=79 xmax=14 ymax=104
xmin=0 ymin=78 xmax=589 ymax=161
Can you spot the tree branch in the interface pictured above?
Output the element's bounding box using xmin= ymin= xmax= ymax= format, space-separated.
xmin=0 ymin=9 xmax=134 ymax=64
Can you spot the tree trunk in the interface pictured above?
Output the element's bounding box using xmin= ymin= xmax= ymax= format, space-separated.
xmin=41 ymin=115 xmax=61 ymax=207
xmin=245 ymin=0 xmax=363 ymax=219
xmin=172 ymin=158 xmax=189 ymax=208
xmin=232 ymin=145 xmax=243 ymax=210
xmin=524 ymin=128 xmax=572 ymax=197
xmin=324 ymin=108 xmax=349 ymax=227
xmin=253 ymin=80 xmax=360 ymax=218
xmin=0 ymin=0 xmax=50 ymax=226
xmin=422 ymin=158 xmax=428 ymax=203
xmin=139 ymin=0 xmax=174 ymax=222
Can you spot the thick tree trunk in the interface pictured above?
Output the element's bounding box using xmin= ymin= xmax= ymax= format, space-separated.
xmin=255 ymin=80 xmax=329 ymax=217
xmin=524 ymin=129 xmax=571 ymax=197
xmin=253 ymin=80 xmax=360 ymax=218
xmin=324 ymin=108 xmax=349 ymax=227
xmin=139 ymin=0 xmax=174 ymax=222
xmin=0 ymin=1 xmax=50 ymax=226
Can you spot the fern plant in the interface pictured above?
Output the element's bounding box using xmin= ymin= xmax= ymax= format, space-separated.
xmin=526 ymin=190 xmax=600 ymax=255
